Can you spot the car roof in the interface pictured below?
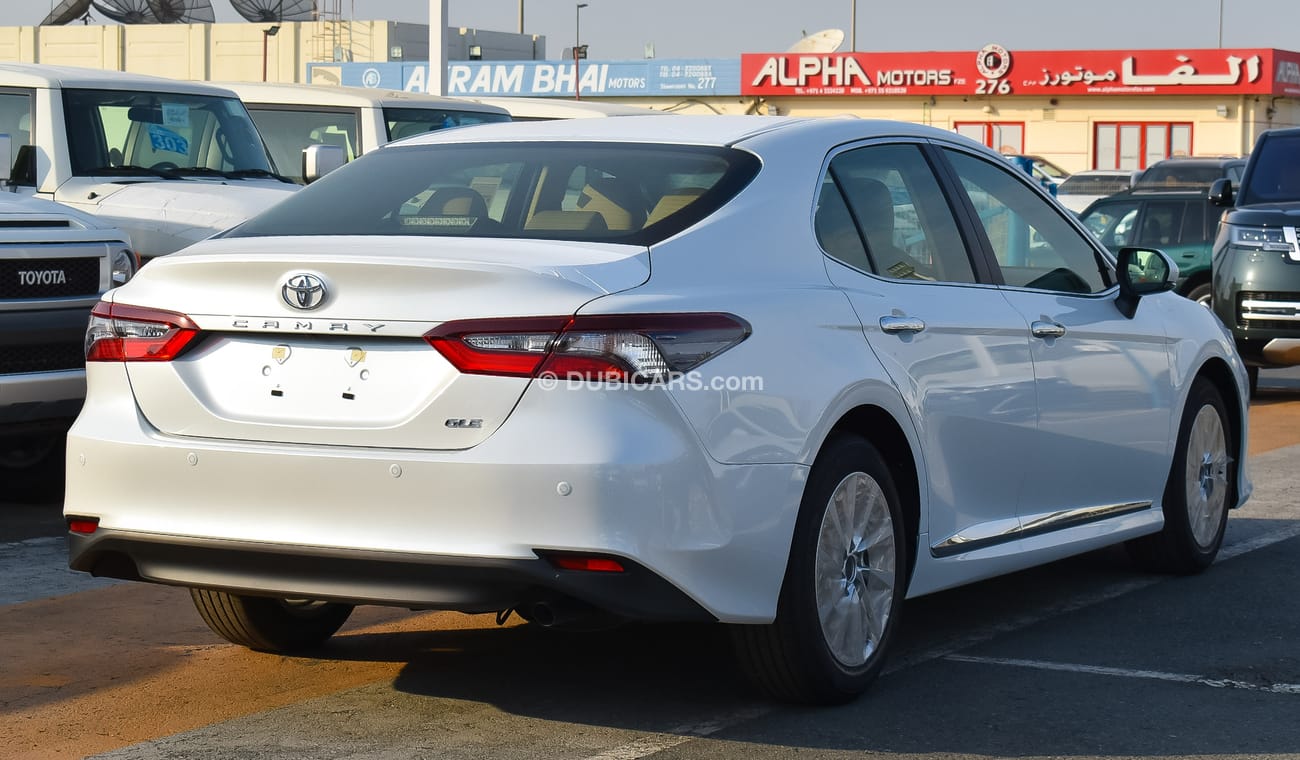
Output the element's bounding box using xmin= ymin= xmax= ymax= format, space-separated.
xmin=1090 ymin=187 xmax=1211 ymax=202
xmin=1145 ymin=156 xmax=1246 ymax=167
xmin=0 ymin=62 xmax=240 ymax=96
xmin=464 ymin=96 xmax=668 ymax=119
xmin=388 ymin=114 xmax=964 ymax=149
xmin=216 ymin=82 xmax=509 ymax=116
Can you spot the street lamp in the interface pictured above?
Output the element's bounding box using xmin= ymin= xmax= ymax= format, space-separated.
xmin=261 ymin=24 xmax=280 ymax=81
xmin=850 ymin=0 xmax=856 ymax=52
xmin=1217 ymin=0 xmax=1224 ymax=47
xmin=575 ymin=3 xmax=588 ymax=100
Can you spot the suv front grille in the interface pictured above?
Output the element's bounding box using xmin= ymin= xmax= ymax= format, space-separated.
xmin=0 ymin=257 xmax=100 ymax=299
xmin=1237 ymin=291 xmax=1300 ymax=329
xmin=0 ymin=341 xmax=85 ymax=374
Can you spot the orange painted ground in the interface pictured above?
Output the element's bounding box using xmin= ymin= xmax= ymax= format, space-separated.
xmin=4 ymin=397 xmax=1299 ymax=760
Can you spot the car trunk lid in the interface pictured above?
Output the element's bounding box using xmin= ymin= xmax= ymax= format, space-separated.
xmin=115 ymin=236 xmax=648 ymax=449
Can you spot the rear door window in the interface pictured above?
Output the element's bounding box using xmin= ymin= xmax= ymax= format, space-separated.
xmin=815 ymin=143 xmax=976 ymax=283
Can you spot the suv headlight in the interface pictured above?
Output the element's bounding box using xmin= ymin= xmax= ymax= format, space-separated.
xmin=1230 ymin=225 xmax=1300 ymax=257
xmin=111 ymin=248 xmax=139 ymax=286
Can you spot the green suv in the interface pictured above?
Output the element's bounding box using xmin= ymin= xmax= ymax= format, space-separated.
xmin=1080 ymin=188 xmax=1225 ymax=305
xmin=1210 ymin=127 xmax=1300 ymax=395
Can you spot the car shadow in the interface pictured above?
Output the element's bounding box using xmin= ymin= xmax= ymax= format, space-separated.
xmin=294 ymin=530 xmax=1300 ymax=756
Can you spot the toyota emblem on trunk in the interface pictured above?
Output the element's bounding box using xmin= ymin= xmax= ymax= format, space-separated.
xmin=282 ymin=273 xmax=327 ymax=310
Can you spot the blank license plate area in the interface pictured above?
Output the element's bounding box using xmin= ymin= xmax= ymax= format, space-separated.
xmin=177 ymin=335 xmax=450 ymax=427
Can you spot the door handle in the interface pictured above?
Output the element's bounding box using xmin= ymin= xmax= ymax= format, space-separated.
xmin=880 ymin=315 xmax=926 ymax=334
xmin=1031 ymin=320 xmax=1066 ymax=339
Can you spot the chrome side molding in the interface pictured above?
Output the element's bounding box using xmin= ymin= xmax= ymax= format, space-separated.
xmin=931 ymin=501 xmax=1153 ymax=558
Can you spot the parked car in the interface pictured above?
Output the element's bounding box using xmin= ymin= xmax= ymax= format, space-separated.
xmin=0 ymin=184 xmax=133 ymax=489
xmin=1056 ymin=169 xmax=1139 ymax=213
xmin=1209 ymin=126 xmax=1300 ymax=396
xmin=218 ymin=82 xmax=511 ymax=184
xmin=464 ymin=96 xmax=670 ymax=120
xmin=0 ymin=63 xmax=299 ymax=261
xmin=1078 ymin=188 xmax=1226 ymax=305
xmin=1134 ymin=155 xmax=1247 ymax=191
xmin=66 ymin=116 xmax=1251 ymax=705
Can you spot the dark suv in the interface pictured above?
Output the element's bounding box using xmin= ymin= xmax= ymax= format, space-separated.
xmin=1135 ymin=156 xmax=1247 ymax=191
xmin=1209 ymin=127 xmax=1300 ymax=394
xmin=1080 ymin=188 xmax=1224 ymax=305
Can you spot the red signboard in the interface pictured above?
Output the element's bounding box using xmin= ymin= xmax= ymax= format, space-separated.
xmin=741 ymin=47 xmax=1298 ymax=97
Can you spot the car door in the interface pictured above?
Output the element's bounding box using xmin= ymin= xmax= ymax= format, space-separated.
xmin=816 ymin=141 xmax=1037 ymax=556
xmin=939 ymin=145 xmax=1175 ymax=526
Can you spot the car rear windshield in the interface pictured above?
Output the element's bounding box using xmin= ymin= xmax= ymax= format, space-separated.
xmin=1134 ymin=164 xmax=1233 ymax=190
xmin=383 ymin=106 xmax=511 ymax=141
xmin=228 ymin=141 xmax=760 ymax=246
xmin=1059 ymin=174 xmax=1131 ymax=195
xmin=1239 ymin=133 xmax=1300 ymax=205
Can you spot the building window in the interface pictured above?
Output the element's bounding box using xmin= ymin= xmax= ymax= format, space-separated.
xmin=1094 ymin=123 xmax=1192 ymax=170
xmin=954 ymin=122 xmax=1024 ymax=155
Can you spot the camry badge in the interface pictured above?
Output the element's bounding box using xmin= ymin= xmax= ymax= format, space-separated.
xmin=281 ymin=273 xmax=327 ymax=311
xmin=345 ymin=347 xmax=366 ymax=367
xmin=271 ymin=345 xmax=291 ymax=364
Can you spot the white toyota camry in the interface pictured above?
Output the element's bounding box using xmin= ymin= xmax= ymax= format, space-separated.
xmin=65 ymin=115 xmax=1251 ymax=704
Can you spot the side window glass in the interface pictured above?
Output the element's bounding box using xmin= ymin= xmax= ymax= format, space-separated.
xmin=945 ymin=148 xmax=1108 ymax=294
xmin=814 ymin=176 xmax=871 ymax=271
xmin=821 ymin=143 xmax=976 ymax=283
xmin=1137 ymin=201 xmax=1183 ymax=247
xmin=248 ymin=108 xmax=360 ymax=184
xmin=1179 ymin=201 xmax=1206 ymax=243
xmin=1080 ymin=201 xmax=1139 ymax=249
xmin=0 ymin=91 xmax=33 ymax=173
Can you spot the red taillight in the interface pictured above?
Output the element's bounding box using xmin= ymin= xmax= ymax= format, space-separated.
xmin=424 ymin=317 xmax=572 ymax=377
xmin=86 ymin=302 xmax=200 ymax=362
xmin=425 ymin=313 xmax=749 ymax=382
xmin=67 ymin=517 xmax=99 ymax=534
xmin=545 ymin=554 xmax=626 ymax=573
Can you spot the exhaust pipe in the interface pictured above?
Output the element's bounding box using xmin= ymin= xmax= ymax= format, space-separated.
xmin=527 ymin=597 xmax=609 ymax=629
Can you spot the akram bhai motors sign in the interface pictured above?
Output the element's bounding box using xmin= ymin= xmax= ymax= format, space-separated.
xmin=742 ymin=48 xmax=1300 ymax=97
xmin=311 ymin=60 xmax=741 ymax=97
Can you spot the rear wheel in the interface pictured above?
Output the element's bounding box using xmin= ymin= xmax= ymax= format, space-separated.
xmin=1126 ymin=378 xmax=1231 ymax=574
xmin=731 ymin=435 xmax=908 ymax=704
xmin=190 ymin=588 xmax=353 ymax=652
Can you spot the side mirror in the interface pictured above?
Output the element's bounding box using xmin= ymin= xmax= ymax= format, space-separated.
xmin=0 ymin=135 xmax=10 ymax=183
xmin=1209 ymin=177 xmax=1234 ymax=207
xmin=302 ymin=144 xmax=347 ymax=184
xmin=1116 ymin=246 xmax=1178 ymax=319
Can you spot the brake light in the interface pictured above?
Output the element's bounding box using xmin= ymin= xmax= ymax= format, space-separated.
xmin=85 ymin=302 xmax=200 ymax=362
xmin=425 ymin=313 xmax=750 ymax=382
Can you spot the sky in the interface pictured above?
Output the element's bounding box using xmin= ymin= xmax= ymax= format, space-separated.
xmin=12 ymin=0 xmax=1300 ymax=60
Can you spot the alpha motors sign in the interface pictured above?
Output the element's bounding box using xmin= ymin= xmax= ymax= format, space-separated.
xmin=742 ymin=48 xmax=1299 ymax=97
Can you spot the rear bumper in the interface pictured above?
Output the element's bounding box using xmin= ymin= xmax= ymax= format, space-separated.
xmin=65 ymin=363 xmax=808 ymax=623
xmin=69 ymin=530 xmax=713 ymax=621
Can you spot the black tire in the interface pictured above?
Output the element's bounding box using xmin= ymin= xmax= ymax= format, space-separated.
xmin=1126 ymin=378 xmax=1231 ymax=574
xmin=1247 ymin=366 xmax=1260 ymax=399
xmin=190 ymin=588 xmax=354 ymax=653
xmin=1185 ymin=282 xmax=1212 ymax=308
xmin=731 ymin=435 xmax=908 ymax=704
xmin=1 ymin=433 xmax=66 ymax=504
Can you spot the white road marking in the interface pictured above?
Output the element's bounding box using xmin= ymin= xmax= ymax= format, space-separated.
xmin=945 ymin=654 xmax=1300 ymax=695
xmin=884 ymin=519 xmax=1300 ymax=676
xmin=579 ymin=708 xmax=770 ymax=760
